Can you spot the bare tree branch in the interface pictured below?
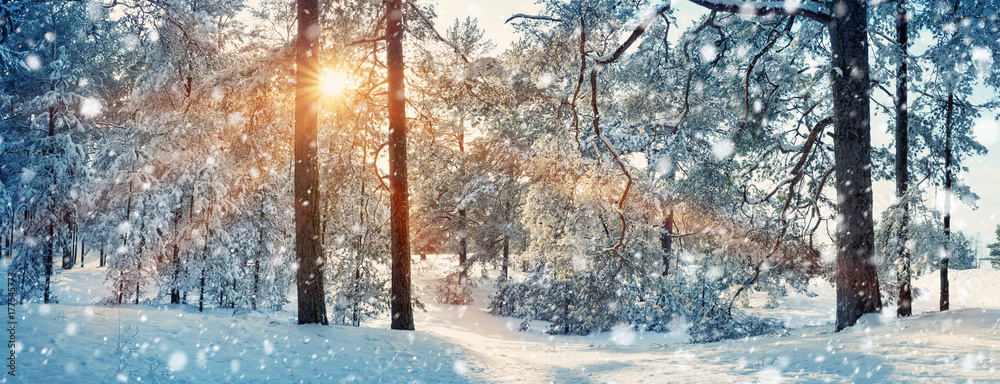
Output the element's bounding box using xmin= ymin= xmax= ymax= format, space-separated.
xmin=349 ymin=35 xmax=386 ymax=46
xmin=594 ymin=5 xmax=671 ymax=65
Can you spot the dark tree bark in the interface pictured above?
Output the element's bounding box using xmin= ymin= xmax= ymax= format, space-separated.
xmin=44 ymin=222 xmax=53 ymax=303
xmin=253 ymin=209 xmax=263 ymax=311
xmin=457 ymin=127 xmax=468 ymax=282
xmin=941 ymin=92 xmax=953 ymax=312
xmin=43 ymin=81 xmax=58 ymax=303
xmin=294 ymin=0 xmax=328 ymax=325
xmin=458 ymin=208 xmax=468 ymax=282
xmin=136 ymin=207 xmax=146 ymax=305
xmin=170 ymin=244 xmax=181 ymax=304
xmin=200 ymin=210 xmax=208 ymax=312
xmin=387 ymin=0 xmax=414 ymax=331
xmin=895 ymin=1 xmax=913 ymax=318
xmin=660 ymin=209 xmax=675 ymax=277
xmin=118 ymin=167 xmax=134 ymax=305
xmin=830 ymin=0 xmax=883 ymax=331
xmin=135 ymin=259 xmax=141 ymax=305
xmin=500 ymin=236 xmax=509 ymax=282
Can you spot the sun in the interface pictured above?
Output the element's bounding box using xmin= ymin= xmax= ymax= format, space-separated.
xmin=319 ymin=70 xmax=350 ymax=96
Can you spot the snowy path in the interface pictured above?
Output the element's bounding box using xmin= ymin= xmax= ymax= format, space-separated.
xmin=6 ymin=258 xmax=1000 ymax=383
xmin=408 ymin=257 xmax=1000 ymax=383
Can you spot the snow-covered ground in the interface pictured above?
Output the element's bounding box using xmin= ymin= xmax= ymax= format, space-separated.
xmin=6 ymin=257 xmax=1000 ymax=383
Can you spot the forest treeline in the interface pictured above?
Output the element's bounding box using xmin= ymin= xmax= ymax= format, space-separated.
xmin=0 ymin=0 xmax=997 ymax=339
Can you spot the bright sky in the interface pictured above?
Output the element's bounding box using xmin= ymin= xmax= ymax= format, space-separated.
xmin=431 ymin=0 xmax=542 ymax=53
xmin=432 ymin=0 xmax=1000 ymax=257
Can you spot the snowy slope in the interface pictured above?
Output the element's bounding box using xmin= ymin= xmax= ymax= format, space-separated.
xmin=6 ymin=258 xmax=1000 ymax=383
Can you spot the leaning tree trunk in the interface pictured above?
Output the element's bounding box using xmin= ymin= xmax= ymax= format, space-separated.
xmin=294 ymin=0 xmax=328 ymax=325
xmin=894 ymin=0 xmax=913 ymax=318
xmin=830 ymin=0 xmax=883 ymax=331
xmin=941 ymin=92 xmax=954 ymax=312
xmin=387 ymin=0 xmax=414 ymax=331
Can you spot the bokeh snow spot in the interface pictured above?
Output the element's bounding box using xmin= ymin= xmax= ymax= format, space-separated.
xmin=712 ymin=139 xmax=734 ymax=160
xmin=80 ymin=97 xmax=103 ymax=118
xmin=757 ymin=366 xmax=783 ymax=384
xmin=25 ymin=54 xmax=42 ymax=71
xmin=453 ymin=360 xmax=467 ymax=376
xmin=168 ymin=351 xmax=188 ymax=372
xmin=699 ymin=44 xmax=717 ymax=62
xmin=610 ymin=324 xmax=636 ymax=346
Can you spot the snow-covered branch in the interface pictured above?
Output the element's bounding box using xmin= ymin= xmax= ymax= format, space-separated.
xmin=504 ymin=14 xmax=564 ymax=24
xmin=687 ymin=0 xmax=831 ymax=24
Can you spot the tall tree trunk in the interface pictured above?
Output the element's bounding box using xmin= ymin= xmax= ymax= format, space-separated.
xmin=80 ymin=238 xmax=85 ymax=268
xmin=118 ymin=168 xmax=134 ymax=305
xmin=830 ymin=0 xmax=883 ymax=331
xmin=253 ymin=210 xmax=263 ymax=311
xmin=135 ymin=259 xmax=141 ymax=305
xmin=170 ymin=244 xmax=181 ymax=304
xmin=200 ymin=208 xmax=208 ymax=313
xmin=353 ymin=267 xmax=361 ymax=327
xmin=457 ymin=124 xmax=468 ymax=282
xmin=895 ymin=1 xmax=913 ymax=318
xmin=135 ymin=204 xmax=146 ymax=306
xmin=660 ymin=209 xmax=675 ymax=277
xmin=500 ymin=236 xmax=509 ymax=283
xmin=387 ymin=0 xmax=414 ymax=331
xmin=44 ymin=222 xmax=53 ymax=303
xmin=63 ymin=222 xmax=75 ymax=269
xmin=294 ymin=0 xmax=328 ymax=325
xmin=941 ymin=92 xmax=953 ymax=312
xmin=458 ymin=208 xmax=468 ymax=282
xmin=44 ymin=88 xmax=56 ymax=304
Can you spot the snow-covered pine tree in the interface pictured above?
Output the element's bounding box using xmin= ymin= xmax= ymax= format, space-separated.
xmin=912 ymin=0 xmax=999 ymax=311
xmin=320 ymin=105 xmax=390 ymax=326
xmin=188 ymin=151 xmax=234 ymax=312
xmin=8 ymin=45 xmax=88 ymax=304
xmin=96 ymin=140 xmax=167 ymax=306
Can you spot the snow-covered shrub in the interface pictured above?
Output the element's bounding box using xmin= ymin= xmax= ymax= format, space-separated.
xmin=328 ymin=256 xmax=387 ymax=326
xmin=435 ymin=272 xmax=474 ymax=305
xmin=688 ymin=310 xmax=785 ymax=343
